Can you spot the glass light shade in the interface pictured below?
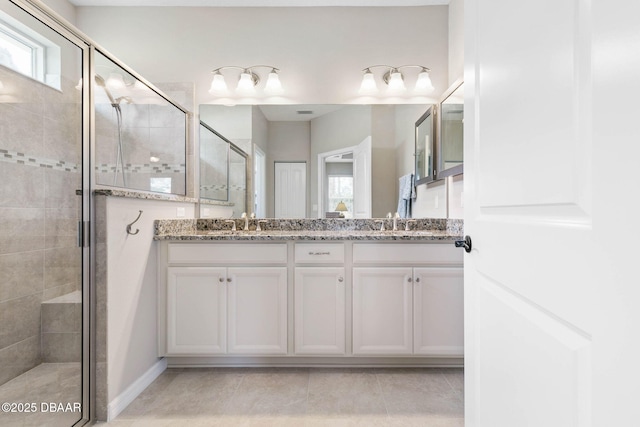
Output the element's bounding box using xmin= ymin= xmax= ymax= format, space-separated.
xmin=264 ymin=70 xmax=283 ymax=95
xmin=387 ymin=71 xmax=406 ymax=92
xmin=415 ymin=70 xmax=435 ymax=93
xmin=209 ymin=73 xmax=228 ymax=94
xmin=359 ymin=70 xmax=378 ymax=94
xmin=236 ymin=72 xmax=256 ymax=95
xmin=106 ymin=73 xmax=126 ymax=90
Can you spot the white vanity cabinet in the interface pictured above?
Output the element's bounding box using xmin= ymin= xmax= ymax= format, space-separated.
xmin=352 ymin=243 xmax=463 ymax=356
xmin=227 ymin=266 xmax=287 ymax=354
xmin=167 ymin=266 xmax=227 ymax=354
xmin=159 ymin=239 xmax=463 ymax=362
xmin=294 ymin=243 xmax=346 ymax=355
xmin=159 ymin=243 xmax=288 ymax=356
xmin=352 ymin=267 xmax=413 ymax=355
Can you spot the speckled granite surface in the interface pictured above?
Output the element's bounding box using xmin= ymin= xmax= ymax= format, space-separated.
xmin=93 ymin=188 xmax=234 ymax=206
xmin=154 ymin=218 xmax=463 ymax=241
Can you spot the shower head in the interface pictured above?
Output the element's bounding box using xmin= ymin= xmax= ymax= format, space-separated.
xmin=115 ymin=96 xmax=133 ymax=105
xmin=95 ymin=74 xmax=117 ymax=105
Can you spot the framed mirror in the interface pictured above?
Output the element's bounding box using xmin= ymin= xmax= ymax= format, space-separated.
xmin=414 ymin=105 xmax=435 ymax=185
xmin=437 ymin=80 xmax=464 ymax=178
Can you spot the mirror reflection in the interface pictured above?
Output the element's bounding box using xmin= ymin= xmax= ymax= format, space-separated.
xmin=414 ymin=106 xmax=435 ymax=185
xmin=199 ymin=104 xmax=431 ymax=218
xmin=438 ymin=82 xmax=464 ymax=177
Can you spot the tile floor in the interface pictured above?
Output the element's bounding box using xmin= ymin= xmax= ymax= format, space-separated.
xmin=0 ymin=363 xmax=83 ymax=427
xmin=104 ymin=367 xmax=464 ymax=427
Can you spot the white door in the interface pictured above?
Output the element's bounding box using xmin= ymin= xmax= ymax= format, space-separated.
xmin=167 ymin=267 xmax=227 ymax=354
xmin=352 ymin=136 xmax=372 ymax=218
xmin=227 ymin=267 xmax=287 ymax=354
xmin=275 ymin=162 xmax=306 ymax=218
xmin=352 ymin=267 xmax=412 ymax=355
xmin=294 ymin=267 xmax=346 ymax=355
xmin=413 ymin=268 xmax=464 ymax=356
xmin=465 ymin=1 xmax=640 ymax=425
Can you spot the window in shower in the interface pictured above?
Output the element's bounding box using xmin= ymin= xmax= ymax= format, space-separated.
xmin=94 ymin=50 xmax=187 ymax=195
xmin=0 ymin=11 xmax=61 ymax=89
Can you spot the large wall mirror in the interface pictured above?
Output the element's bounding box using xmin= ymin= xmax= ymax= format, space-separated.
xmin=437 ymin=80 xmax=464 ymax=178
xmin=199 ymin=104 xmax=430 ymax=219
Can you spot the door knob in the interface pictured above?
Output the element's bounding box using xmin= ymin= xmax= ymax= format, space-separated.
xmin=455 ymin=235 xmax=472 ymax=253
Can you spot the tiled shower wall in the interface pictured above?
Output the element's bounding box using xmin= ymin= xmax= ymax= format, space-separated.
xmin=0 ymin=65 xmax=81 ymax=385
xmin=94 ymin=83 xmax=191 ymax=196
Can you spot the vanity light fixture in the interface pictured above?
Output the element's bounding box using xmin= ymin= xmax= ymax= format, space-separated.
xmin=209 ymin=65 xmax=283 ymax=96
xmin=359 ymin=65 xmax=434 ymax=95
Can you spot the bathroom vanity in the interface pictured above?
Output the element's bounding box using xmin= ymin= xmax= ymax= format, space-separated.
xmin=155 ymin=219 xmax=464 ymax=366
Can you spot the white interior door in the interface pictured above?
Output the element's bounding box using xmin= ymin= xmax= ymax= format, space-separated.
xmin=274 ymin=162 xmax=306 ymax=218
xmin=465 ymin=0 xmax=640 ymax=426
xmin=352 ymin=136 xmax=372 ymax=218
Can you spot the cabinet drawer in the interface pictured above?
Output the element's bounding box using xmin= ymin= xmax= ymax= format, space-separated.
xmin=168 ymin=243 xmax=287 ymax=264
xmin=352 ymin=243 xmax=462 ymax=265
xmin=295 ymin=243 xmax=345 ymax=264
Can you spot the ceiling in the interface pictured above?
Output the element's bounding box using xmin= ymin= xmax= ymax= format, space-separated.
xmin=259 ymin=104 xmax=346 ymax=122
xmin=69 ymin=0 xmax=448 ymax=6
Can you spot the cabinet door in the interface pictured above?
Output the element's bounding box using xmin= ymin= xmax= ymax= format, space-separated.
xmin=167 ymin=267 xmax=227 ymax=355
xmin=227 ymin=267 xmax=288 ymax=354
xmin=352 ymin=267 xmax=413 ymax=355
xmin=294 ymin=267 xmax=346 ymax=355
xmin=413 ymin=267 xmax=464 ymax=356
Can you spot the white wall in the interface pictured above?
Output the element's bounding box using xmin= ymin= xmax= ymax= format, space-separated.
xmin=448 ymin=0 xmax=464 ymax=84
xmin=42 ymin=0 xmax=76 ymax=25
xmin=103 ymin=196 xmax=195 ymax=417
xmin=371 ymin=105 xmax=397 ymax=217
xmin=75 ymin=6 xmax=449 ymax=106
xmin=410 ymin=0 xmax=464 ymax=218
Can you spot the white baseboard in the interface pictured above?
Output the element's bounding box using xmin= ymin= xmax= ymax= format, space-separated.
xmin=107 ymin=358 xmax=167 ymax=421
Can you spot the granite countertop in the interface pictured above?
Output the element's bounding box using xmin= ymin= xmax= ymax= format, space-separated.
xmin=154 ymin=218 xmax=463 ymax=242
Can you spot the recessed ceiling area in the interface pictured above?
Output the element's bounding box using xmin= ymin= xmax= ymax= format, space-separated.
xmin=259 ymin=105 xmax=345 ymax=121
xmin=69 ymin=0 xmax=448 ymax=6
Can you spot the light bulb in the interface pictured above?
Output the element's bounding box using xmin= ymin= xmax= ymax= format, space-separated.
xmin=387 ymin=70 xmax=406 ymax=93
xmin=209 ymin=71 xmax=228 ymax=94
xmin=106 ymin=73 xmax=126 ymax=90
xmin=359 ymin=69 xmax=377 ymax=94
xmin=264 ymin=69 xmax=283 ymax=95
xmin=415 ymin=69 xmax=434 ymax=93
xmin=236 ymin=71 xmax=256 ymax=95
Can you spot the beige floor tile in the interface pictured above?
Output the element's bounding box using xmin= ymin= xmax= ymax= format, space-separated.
xmin=377 ymin=370 xmax=463 ymax=417
xmin=142 ymin=370 xmax=245 ymax=419
xmin=307 ymin=371 xmax=387 ymax=416
xmin=222 ymin=371 xmax=309 ymax=417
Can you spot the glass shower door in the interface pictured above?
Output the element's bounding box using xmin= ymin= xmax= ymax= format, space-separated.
xmin=0 ymin=1 xmax=87 ymax=425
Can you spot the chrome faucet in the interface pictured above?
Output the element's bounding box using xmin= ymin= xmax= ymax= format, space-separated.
xmin=393 ymin=212 xmax=400 ymax=231
xmin=224 ymin=219 xmax=236 ymax=231
xmin=405 ymin=219 xmax=417 ymax=231
xmin=375 ymin=219 xmax=386 ymax=231
xmin=256 ymin=220 xmax=268 ymax=232
xmin=241 ymin=212 xmax=249 ymax=231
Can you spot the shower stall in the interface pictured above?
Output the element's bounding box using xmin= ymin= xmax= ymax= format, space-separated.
xmin=0 ymin=1 xmax=188 ymax=425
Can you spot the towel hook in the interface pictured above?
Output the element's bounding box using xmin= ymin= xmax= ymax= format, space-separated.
xmin=126 ymin=210 xmax=143 ymax=235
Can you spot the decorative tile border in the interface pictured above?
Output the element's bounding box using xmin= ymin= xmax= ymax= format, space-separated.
xmin=95 ymin=163 xmax=185 ymax=174
xmin=0 ymin=149 xmax=79 ymax=172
